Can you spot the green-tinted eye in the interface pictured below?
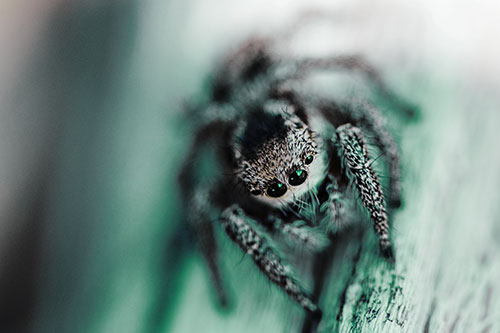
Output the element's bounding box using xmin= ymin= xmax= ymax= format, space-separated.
xmin=267 ymin=181 xmax=287 ymax=198
xmin=305 ymin=155 xmax=314 ymax=164
xmin=289 ymin=169 xmax=307 ymax=186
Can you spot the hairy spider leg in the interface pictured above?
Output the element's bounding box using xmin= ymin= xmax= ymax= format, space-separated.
xmin=188 ymin=187 xmax=229 ymax=307
xmin=291 ymin=55 xmax=418 ymax=119
xmin=335 ymin=124 xmax=394 ymax=259
xmin=318 ymin=99 xmax=402 ymax=208
xmin=220 ymin=205 xmax=321 ymax=317
xmin=179 ymin=121 xmax=232 ymax=308
xmin=210 ymin=21 xmax=419 ymax=121
xmin=350 ymin=99 xmax=402 ymax=207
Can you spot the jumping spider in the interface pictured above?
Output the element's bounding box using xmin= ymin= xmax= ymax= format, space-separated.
xmin=179 ymin=32 xmax=416 ymax=327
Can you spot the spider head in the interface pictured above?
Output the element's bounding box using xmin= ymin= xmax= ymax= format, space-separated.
xmin=233 ymin=103 xmax=326 ymax=207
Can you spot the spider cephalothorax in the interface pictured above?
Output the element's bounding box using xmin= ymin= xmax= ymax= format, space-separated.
xmin=233 ymin=105 xmax=325 ymax=206
xmin=179 ymin=29 xmax=416 ymax=331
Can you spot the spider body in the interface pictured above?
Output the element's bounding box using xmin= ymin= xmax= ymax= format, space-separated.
xmin=179 ymin=34 xmax=415 ymax=325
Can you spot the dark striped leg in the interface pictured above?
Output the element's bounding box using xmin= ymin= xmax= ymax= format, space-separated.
xmin=352 ymin=100 xmax=402 ymax=207
xmin=293 ymin=55 xmax=418 ymax=118
xmin=178 ymin=121 xmax=232 ymax=307
xmin=336 ymin=124 xmax=393 ymax=259
xmin=220 ymin=205 xmax=321 ymax=316
xmin=187 ymin=188 xmax=229 ymax=307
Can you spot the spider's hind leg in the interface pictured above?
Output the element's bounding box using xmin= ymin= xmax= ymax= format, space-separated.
xmin=214 ymin=37 xmax=275 ymax=94
xmin=293 ymin=55 xmax=419 ymax=119
xmin=187 ymin=187 xmax=230 ymax=308
xmin=179 ymin=121 xmax=233 ymax=308
xmin=335 ymin=124 xmax=394 ymax=259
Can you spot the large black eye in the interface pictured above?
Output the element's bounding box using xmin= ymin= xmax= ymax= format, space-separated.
xmin=266 ymin=181 xmax=287 ymax=198
xmin=289 ymin=169 xmax=307 ymax=186
xmin=305 ymin=155 xmax=314 ymax=165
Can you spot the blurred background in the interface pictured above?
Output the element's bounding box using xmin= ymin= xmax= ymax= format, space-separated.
xmin=1 ymin=0 xmax=500 ymax=332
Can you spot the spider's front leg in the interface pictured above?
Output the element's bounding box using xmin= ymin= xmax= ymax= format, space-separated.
xmin=220 ymin=205 xmax=321 ymax=317
xmin=335 ymin=124 xmax=394 ymax=259
xmin=351 ymin=99 xmax=403 ymax=207
xmin=316 ymin=99 xmax=403 ymax=207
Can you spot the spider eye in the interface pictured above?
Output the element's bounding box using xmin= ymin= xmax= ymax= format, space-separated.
xmin=289 ymin=169 xmax=307 ymax=186
xmin=250 ymin=189 xmax=262 ymax=196
xmin=266 ymin=181 xmax=287 ymax=198
xmin=305 ymin=155 xmax=314 ymax=165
